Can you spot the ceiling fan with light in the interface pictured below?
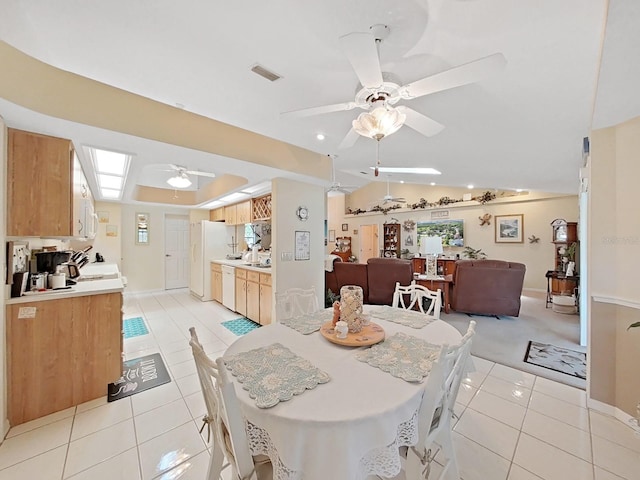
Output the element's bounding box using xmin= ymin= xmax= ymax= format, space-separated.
xmin=326 ymin=155 xmax=359 ymax=194
xmin=378 ymin=177 xmax=406 ymax=205
xmin=164 ymin=164 xmax=216 ymax=189
xmin=283 ymin=24 xmax=506 ymax=153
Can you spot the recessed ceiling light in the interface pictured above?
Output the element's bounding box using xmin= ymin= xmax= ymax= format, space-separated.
xmin=219 ymin=192 xmax=250 ymax=203
xmin=400 ymin=180 xmax=405 ymax=184
xmin=240 ymin=181 xmax=271 ymax=194
xmin=201 ymin=200 xmax=224 ymax=208
xmin=316 ymin=133 xmax=325 ymax=141
xmin=430 ymin=182 xmax=436 ymax=186
xmin=467 ymin=184 xmax=474 ymax=189
xmin=369 ymin=167 xmax=441 ymax=175
xmin=516 ymin=188 xmax=524 ymax=192
xmin=101 ymin=188 xmax=121 ymax=199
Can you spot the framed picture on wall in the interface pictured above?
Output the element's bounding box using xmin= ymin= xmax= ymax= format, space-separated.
xmin=342 ymin=223 xmax=348 ymax=231
xmin=495 ymin=214 xmax=524 ymax=243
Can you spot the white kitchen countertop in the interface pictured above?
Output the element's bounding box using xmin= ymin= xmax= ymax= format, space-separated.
xmin=211 ymin=259 xmax=272 ymax=273
xmin=6 ymin=263 xmax=124 ymax=305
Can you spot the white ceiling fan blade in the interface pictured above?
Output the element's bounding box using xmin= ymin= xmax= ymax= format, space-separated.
xmin=184 ymin=170 xmax=216 ymax=178
xmin=397 ymin=106 xmax=445 ymax=137
xmin=338 ymin=128 xmax=360 ymax=150
xmin=339 ymin=32 xmax=384 ymax=90
xmin=281 ymin=101 xmax=357 ymax=118
xmin=400 ymin=53 xmax=506 ymax=99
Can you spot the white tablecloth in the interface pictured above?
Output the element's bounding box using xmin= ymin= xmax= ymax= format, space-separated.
xmin=223 ymin=305 xmax=463 ymax=480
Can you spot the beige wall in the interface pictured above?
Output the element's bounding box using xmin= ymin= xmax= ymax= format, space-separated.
xmin=90 ymin=202 xmax=123 ymax=269
xmin=0 ymin=117 xmax=8 ymax=436
xmin=331 ymin=188 xmax=578 ymax=290
xmin=120 ymin=204 xmax=189 ymax=292
xmin=589 ymin=117 xmax=640 ymax=415
xmin=272 ymin=178 xmax=325 ymax=308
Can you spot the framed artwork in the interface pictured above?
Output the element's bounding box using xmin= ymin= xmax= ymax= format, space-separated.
xmin=417 ymin=219 xmax=464 ymax=247
xmin=342 ymin=223 xmax=348 ymax=231
xmin=97 ymin=211 xmax=110 ymax=223
xmin=106 ymin=225 xmax=118 ymax=237
xmin=495 ymin=214 xmax=524 ymax=243
xmin=329 ymin=230 xmax=336 ymax=242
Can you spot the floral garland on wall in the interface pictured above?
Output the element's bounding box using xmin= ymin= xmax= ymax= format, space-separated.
xmin=346 ymin=190 xmax=498 ymax=216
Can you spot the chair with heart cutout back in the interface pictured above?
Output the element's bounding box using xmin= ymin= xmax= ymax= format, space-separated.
xmin=399 ymin=320 xmax=476 ymax=480
xmin=275 ymin=286 xmax=319 ymax=321
xmin=189 ymin=327 xmax=272 ymax=480
xmin=392 ymin=281 xmax=442 ymax=319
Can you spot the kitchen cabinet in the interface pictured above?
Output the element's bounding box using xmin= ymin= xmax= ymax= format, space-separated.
xmin=246 ymin=271 xmax=260 ymax=322
xmin=72 ymin=151 xmax=97 ymax=239
xmin=210 ymin=263 xmax=222 ymax=303
xmin=235 ymin=268 xmax=247 ymax=316
xmin=252 ymin=194 xmax=272 ymax=221
xmin=7 ymin=128 xmax=74 ymax=237
xmin=259 ymin=273 xmax=272 ymax=325
xmin=224 ymin=204 xmax=237 ymax=225
xmin=209 ymin=207 xmax=225 ymax=222
xmin=234 ymin=267 xmax=272 ymax=325
xmin=6 ymin=292 xmax=123 ymax=425
xmin=236 ymin=200 xmax=252 ymax=224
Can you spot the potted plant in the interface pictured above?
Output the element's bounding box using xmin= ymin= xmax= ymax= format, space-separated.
xmin=462 ymin=246 xmax=487 ymax=260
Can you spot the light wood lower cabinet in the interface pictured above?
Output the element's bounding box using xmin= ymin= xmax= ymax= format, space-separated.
xmin=6 ymin=292 xmax=123 ymax=425
xmin=235 ymin=268 xmax=247 ymax=316
xmin=211 ymin=263 xmax=222 ymax=303
xmin=235 ymin=268 xmax=272 ymax=325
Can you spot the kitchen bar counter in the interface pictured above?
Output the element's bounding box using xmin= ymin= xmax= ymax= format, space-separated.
xmin=210 ymin=258 xmax=272 ymax=273
xmin=6 ymin=263 xmax=124 ymax=304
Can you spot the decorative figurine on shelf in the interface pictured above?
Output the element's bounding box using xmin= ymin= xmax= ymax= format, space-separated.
xmin=566 ymin=261 xmax=575 ymax=277
xmin=332 ymin=301 xmax=341 ymax=326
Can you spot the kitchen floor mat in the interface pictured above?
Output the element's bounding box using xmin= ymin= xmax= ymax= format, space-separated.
xmin=222 ymin=317 xmax=261 ymax=336
xmin=524 ymin=341 xmax=587 ymax=379
xmin=107 ymin=353 xmax=171 ymax=402
xmin=123 ymin=317 xmax=149 ymax=339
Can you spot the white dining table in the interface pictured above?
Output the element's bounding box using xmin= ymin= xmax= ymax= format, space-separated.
xmin=223 ymin=305 xmax=463 ymax=480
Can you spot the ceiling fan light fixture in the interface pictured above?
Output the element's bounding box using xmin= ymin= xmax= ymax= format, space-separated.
xmin=352 ymin=104 xmax=406 ymax=140
xmin=167 ymin=173 xmax=192 ymax=189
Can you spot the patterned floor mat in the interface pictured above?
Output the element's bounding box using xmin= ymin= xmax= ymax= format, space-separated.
xmin=524 ymin=341 xmax=587 ymax=379
xmin=222 ymin=317 xmax=261 ymax=336
xmin=123 ymin=317 xmax=149 ymax=339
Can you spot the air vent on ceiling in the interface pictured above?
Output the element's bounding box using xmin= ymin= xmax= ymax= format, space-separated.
xmin=250 ymin=64 xmax=282 ymax=82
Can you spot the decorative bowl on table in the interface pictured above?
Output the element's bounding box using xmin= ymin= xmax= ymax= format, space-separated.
xmin=320 ymin=321 xmax=385 ymax=347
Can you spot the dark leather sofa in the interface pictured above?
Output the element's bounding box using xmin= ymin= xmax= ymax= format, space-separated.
xmin=450 ymin=259 xmax=526 ymax=317
xmin=331 ymin=258 xmax=413 ymax=305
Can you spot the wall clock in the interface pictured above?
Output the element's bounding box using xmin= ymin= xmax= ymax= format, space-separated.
xmin=296 ymin=206 xmax=309 ymax=221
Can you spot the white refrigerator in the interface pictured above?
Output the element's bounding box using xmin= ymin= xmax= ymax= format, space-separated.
xmin=190 ymin=220 xmax=229 ymax=301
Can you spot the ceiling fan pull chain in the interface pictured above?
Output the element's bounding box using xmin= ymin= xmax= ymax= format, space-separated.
xmin=374 ymin=140 xmax=381 ymax=176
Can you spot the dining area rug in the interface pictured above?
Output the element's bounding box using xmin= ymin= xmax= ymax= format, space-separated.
xmin=107 ymin=353 xmax=171 ymax=402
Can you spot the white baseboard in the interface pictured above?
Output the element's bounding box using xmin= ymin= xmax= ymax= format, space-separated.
xmin=588 ymin=398 xmax=640 ymax=433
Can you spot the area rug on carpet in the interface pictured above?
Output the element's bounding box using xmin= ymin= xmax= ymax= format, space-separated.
xmin=123 ymin=316 xmax=149 ymax=339
xmin=222 ymin=317 xmax=261 ymax=336
xmin=107 ymin=353 xmax=171 ymax=402
xmin=524 ymin=341 xmax=587 ymax=379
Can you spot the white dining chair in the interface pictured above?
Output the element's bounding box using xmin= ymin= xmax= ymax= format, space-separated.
xmin=401 ymin=320 xmax=476 ymax=480
xmin=215 ymin=356 xmax=273 ymax=480
xmin=392 ymin=281 xmax=442 ymax=319
xmin=189 ymin=327 xmax=272 ymax=480
xmin=275 ymin=286 xmax=319 ymax=320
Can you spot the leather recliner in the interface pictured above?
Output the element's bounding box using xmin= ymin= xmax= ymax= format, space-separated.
xmin=367 ymin=258 xmax=414 ymax=305
xmin=450 ymin=259 xmax=526 ymax=317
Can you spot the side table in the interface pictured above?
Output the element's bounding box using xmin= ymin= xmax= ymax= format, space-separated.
xmin=415 ymin=274 xmax=454 ymax=314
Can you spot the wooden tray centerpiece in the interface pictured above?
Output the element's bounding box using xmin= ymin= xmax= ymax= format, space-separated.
xmin=320 ymin=321 xmax=385 ymax=347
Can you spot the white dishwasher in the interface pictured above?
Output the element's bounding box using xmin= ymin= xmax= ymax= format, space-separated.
xmin=221 ymin=265 xmax=236 ymax=311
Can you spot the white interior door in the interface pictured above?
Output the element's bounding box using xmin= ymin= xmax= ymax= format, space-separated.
xmin=165 ymin=215 xmax=189 ymax=289
xmin=359 ymin=224 xmax=379 ymax=264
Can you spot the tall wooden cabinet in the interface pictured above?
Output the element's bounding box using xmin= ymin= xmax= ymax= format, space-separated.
xmin=382 ymin=223 xmax=401 ymax=258
xmin=210 ymin=263 xmax=223 ymax=303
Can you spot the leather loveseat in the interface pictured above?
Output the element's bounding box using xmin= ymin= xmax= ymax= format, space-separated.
xmin=332 ymin=258 xmax=413 ymax=305
xmin=450 ymin=259 xmax=526 ymax=317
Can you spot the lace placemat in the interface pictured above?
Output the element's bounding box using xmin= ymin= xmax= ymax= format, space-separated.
xmin=355 ymin=333 xmax=441 ymax=382
xmin=224 ymin=343 xmax=330 ymax=408
xmin=368 ymin=305 xmax=436 ymax=329
xmin=279 ymin=309 xmax=333 ymax=334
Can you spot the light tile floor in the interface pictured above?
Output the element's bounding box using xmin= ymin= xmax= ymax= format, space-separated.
xmin=1 ymin=289 xmax=639 ymax=480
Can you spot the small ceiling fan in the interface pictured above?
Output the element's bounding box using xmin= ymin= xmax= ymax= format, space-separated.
xmin=379 ymin=177 xmax=406 ymax=205
xmin=164 ymin=164 xmax=216 ymax=189
xmin=282 ymin=24 xmax=506 ymax=149
xmin=326 ymin=155 xmax=359 ymax=194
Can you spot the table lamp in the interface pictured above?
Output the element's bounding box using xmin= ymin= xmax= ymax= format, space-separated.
xmin=420 ymin=235 xmax=443 ymax=276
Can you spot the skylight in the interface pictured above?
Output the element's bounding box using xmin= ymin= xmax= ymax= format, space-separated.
xmin=85 ymin=146 xmax=132 ymax=200
xmin=369 ymin=167 xmax=441 ymax=175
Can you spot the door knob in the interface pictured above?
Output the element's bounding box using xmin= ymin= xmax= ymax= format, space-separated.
xmin=165 ymin=254 xmax=171 ymax=257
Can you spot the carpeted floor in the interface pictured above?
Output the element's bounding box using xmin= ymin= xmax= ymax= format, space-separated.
xmin=442 ymin=290 xmax=586 ymax=389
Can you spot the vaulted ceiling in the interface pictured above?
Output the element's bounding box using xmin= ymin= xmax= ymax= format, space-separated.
xmin=1 ymin=0 xmax=636 ymax=207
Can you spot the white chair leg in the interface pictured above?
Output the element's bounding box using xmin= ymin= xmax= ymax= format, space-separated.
xmin=438 ymin=430 xmax=460 ymax=480
xmin=207 ymin=443 xmax=225 ymax=480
